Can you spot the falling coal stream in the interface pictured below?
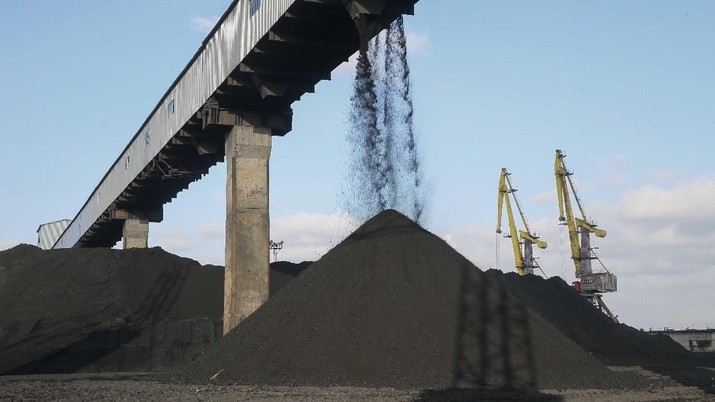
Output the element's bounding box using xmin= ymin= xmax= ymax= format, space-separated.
xmin=345 ymin=17 xmax=425 ymax=223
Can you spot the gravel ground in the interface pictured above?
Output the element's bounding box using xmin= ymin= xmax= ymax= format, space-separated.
xmin=0 ymin=366 xmax=712 ymax=402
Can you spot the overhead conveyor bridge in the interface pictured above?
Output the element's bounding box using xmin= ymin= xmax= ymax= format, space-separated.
xmin=51 ymin=0 xmax=420 ymax=334
xmin=53 ymin=0 xmax=417 ymax=249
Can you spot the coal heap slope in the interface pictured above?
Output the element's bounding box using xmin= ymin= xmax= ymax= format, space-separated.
xmin=183 ymin=209 xmax=635 ymax=390
xmin=0 ymin=245 xmax=310 ymax=375
xmin=485 ymin=270 xmax=687 ymax=366
xmin=0 ymin=245 xmax=223 ymax=374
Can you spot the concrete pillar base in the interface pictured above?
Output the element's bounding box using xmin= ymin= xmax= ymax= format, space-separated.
xmin=123 ymin=218 xmax=149 ymax=249
xmin=224 ymin=125 xmax=272 ymax=335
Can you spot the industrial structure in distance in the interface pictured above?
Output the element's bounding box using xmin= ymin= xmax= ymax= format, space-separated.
xmin=497 ymin=150 xmax=619 ymax=323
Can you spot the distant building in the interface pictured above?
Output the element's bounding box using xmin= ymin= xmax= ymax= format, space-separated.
xmin=37 ymin=219 xmax=71 ymax=250
xmin=649 ymin=328 xmax=714 ymax=352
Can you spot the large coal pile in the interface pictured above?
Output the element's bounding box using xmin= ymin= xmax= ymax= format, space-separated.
xmin=0 ymin=245 xmax=309 ymax=375
xmin=485 ymin=270 xmax=688 ymax=366
xmin=182 ymin=210 xmax=639 ymax=390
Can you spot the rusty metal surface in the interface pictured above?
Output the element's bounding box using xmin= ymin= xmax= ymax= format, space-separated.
xmin=580 ymin=272 xmax=617 ymax=293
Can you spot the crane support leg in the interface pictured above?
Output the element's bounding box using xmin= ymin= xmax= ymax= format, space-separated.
xmin=223 ymin=125 xmax=272 ymax=335
xmin=594 ymin=294 xmax=619 ymax=323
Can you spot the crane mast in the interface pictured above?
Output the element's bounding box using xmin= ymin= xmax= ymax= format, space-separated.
xmin=554 ymin=149 xmax=618 ymax=322
xmin=497 ymin=168 xmax=547 ymax=276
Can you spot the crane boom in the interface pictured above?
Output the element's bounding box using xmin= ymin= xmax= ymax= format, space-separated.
xmin=505 ymin=173 xmax=530 ymax=234
xmin=554 ymin=149 xmax=618 ymax=322
xmin=555 ymin=150 xmax=584 ymax=276
xmin=497 ymin=168 xmax=524 ymax=275
xmin=497 ymin=168 xmax=547 ymax=276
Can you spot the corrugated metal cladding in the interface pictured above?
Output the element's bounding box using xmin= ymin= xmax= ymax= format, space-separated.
xmin=38 ymin=220 xmax=71 ymax=250
xmin=53 ymin=0 xmax=294 ymax=249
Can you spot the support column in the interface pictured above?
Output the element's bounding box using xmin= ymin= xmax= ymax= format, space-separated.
xmin=122 ymin=218 xmax=149 ymax=249
xmin=224 ymin=125 xmax=272 ymax=334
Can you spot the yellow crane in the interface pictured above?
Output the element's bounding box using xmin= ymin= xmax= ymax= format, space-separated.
xmin=554 ymin=149 xmax=618 ymax=322
xmin=497 ymin=168 xmax=547 ymax=276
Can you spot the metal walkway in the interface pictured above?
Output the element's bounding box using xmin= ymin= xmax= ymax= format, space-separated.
xmin=53 ymin=0 xmax=418 ymax=248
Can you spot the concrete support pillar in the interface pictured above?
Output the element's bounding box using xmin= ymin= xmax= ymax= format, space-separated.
xmin=224 ymin=125 xmax=272 ymax=335
xmin=123 ymin=218 xmax=149 ymax=249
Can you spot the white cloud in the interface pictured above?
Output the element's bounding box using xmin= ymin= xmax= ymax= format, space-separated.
xmin=163 ymin=237 xmax=193 ymax=252
xmin=647 ymin=169 xmax=684 ymax=183
xmin=150 ymin=225 xmax=194 ymax=253
xmin=441 ymin=175 xmax=715 ymax=330
xmin=197 ymin=222 xmax=223 ymax=240
xmin=600 ymin=153 xmax=631 ymax=166
xmin=619 ymin=176 xmax=715 ymax=221
xmin=442 ymin=223 xmax=499 ymax=270
xmin=190 ymin=16 xmax=219 ymax=34
xmin=530 ymin=190 xmax=555 ymax=205
xmin=406 ymin=31 xmax=430 ymax=56
xmin=596 ymin=174 xmax=627 ymax=187
xmin=145 ymin=176 xmax=715 ymax=330
xmin=0 ymin=239 xmax=23 ymax=251
xmin=271 ymin=211 xmax=360 ymax=262
xmin=594 ymin=153 xmax=630 ymax=187
xmin=151 ymin=211 xmax=360 ymax=266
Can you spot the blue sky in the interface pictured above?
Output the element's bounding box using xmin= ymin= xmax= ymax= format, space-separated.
xmin=1 ymin=0 xmax=714 ymax=330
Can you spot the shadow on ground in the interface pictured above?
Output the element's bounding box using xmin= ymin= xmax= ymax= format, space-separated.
xmin=416 ymin=263 xmax=563 ymax=401
xmin=414 ymin=388 xmax=561 ymax=401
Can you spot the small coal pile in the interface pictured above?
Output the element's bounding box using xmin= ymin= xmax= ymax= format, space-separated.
xmin=182 ymin=210 xmax=638 ymax=390
xmin=270 ymin=261 xmax=312 ymax=296
xmin=485 ymin=270 xmax=688 ymax=366
xmin=0 ymin=245 xmax=309 ymax=375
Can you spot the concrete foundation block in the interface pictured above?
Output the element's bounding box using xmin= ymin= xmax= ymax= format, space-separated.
xmin=123 ymin=219 xmax=149 ymax=249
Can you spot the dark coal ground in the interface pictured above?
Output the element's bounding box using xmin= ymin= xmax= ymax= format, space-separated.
xmin=2 ymin=370 xmax=709 ymax=402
